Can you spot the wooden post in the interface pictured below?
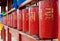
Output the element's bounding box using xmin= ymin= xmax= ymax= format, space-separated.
xmin=8 ymin=28 xmax=11 ymax=41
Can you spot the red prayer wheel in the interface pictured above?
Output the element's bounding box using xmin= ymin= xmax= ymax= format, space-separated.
xmin=29 ymin=6 xmax=39 ymax=35
xmin=12 ymin=11 xmax=17 ymax=28
xmin=10 ymin=13 xmax=13 ymax=27
xmin=3 ymin=17 xmax=5 ymax=24
xmin=5 ymin=15 xmax=7 ymax=25
xmin=6 ymin=15 xmax=7 ymax=25
xmin=9 ymin=14 xmax=12 ymax=27
xmin=8 ymin=14 xmax=11 ymax=27
xmin=58 ymin=14 xmax=60 ymax=41
xmin=8 ymin=14 xmax=10 ymax=26
xmin=22 ymin=9 xmax=29 ymax=32
xmin=17 ymin=9 xmax=22 ymax=30
xmin=4 ymin=16 xmax=6 ymax=25
xmin=7 ymin=14 xmax=9 ymax=26
xmin=39 ymin=1 xmax=58 ymax=39
xmin=58 ymin=0 xmax=60 ymax=41
xmin=3 ymin=17 xmax=4 ymax=24
xmin=7 ymin=14 xmax=10 ymax=26
xmin=4 ymin=16 xmax=7 ymax=25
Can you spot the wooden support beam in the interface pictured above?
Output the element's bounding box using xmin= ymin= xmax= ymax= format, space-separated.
xmin=3 ymin=25 xmax=39 ymax=41
xmin=19 ymin=0 xmax=33 ymax=8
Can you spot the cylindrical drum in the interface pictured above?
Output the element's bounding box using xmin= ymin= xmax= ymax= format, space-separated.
xmin=58 ymin=15 xmax=60 ymax=41
xmin=6 ymin=14 xmax=9 ymax=26
xmin=8 ymin=14 xmax=11 ymax=26
xmin=10 ymin=13 xmax=13 ymax=27
xmin=7 ymin=15 xmax=9 ymax=26
xmin=22 ymin=9 xmax=29 ymax=32
xmin=58 ymin=0 xmax=60 ymax=41
xmin=3 ymin=17 xmax=5 ymax=24
xmin=29 ymin=6 xmax=39 ymax=35
xmin=12 ymin=11 xmax=17 ymax=28
xmin=17 ymin=9 xmax=22 ymax=30
xmin=39 ymin=1 xmax=58 ymax=39
xmin=4 ymin=16 xmax=5 ymax=24
xmin=5 ymin=15 xmax=7 ymax=25
xmin=4 ymin=16 xmax=6 ymax=24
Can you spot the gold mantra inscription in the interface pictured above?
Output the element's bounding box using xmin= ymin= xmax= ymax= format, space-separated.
xmin=39 ymin=7 xmax=54 ymax=20
xmin=45 ymin=7 xmax=54 ymax=20
xmin=30 ymin=12 xmax=36 ymax=21
xmin=23 ymin=13 xmax=28 ymax=21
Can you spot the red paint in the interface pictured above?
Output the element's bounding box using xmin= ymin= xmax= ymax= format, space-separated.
xmin=12 ymin=11 xmax=17 ymax=28
xmin=7 ymin=14 xmax=9 ymax=26
xmin=8 ymin=33 xmax=11 ymax=41
xmin=8 ymin=14 xmax=11 ymax=26
xmin=5 ymin=15 xmax=7 ymax=25
xmin=3 ymin=28 xmax=6 ymax=41
xmin=6 ymin=15 xmax=8 ymax=25
xmin=3 ymin=16 xmax=5 ymax=24
xmin=8 ymin=29 xmax=11 ymax=41
xmin=29 ymin=6 xmax=39 ymax=35
xmin=58 ymin=15 xmax=60 ymax=41
xmin=3 ymin=16 xmax=4 ymax=24
xmin=17 ymin=9 xmax=22 ymax=30
xmin=4 ymin=16 xmax=7 ymax=25
xmin=10 ymin=14 xmax=13 ymax=27
xmin=21 ymin=35 xmax=37 ymax=41
xmin=1 ymin=28 xmax=6 ymax=41
xmin=9 ymin=14 xmax=11 ymax=26
xmin=3 ymin=17 xmax=4 ymax=24
xmin=22 ymin=9 xmax=29 ymax=32
xmin=1 ymin=28 xmax=4 ymax=39
xmin=58 ymin=0 xmax=60 ymax=41
xmin=3 ymin=16 xmax=7 ymax=25
xmin=7 ymin=14 xmax=10 ymax=26
xmin=39 ymin=1 xmax=58 ymax=39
